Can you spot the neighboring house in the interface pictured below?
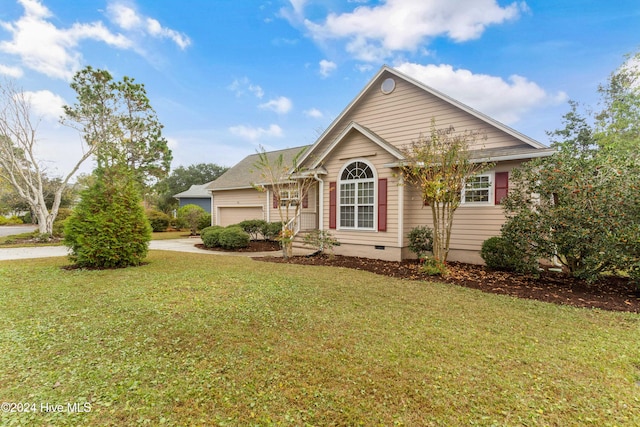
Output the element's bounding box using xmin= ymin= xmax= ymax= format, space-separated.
xmin=208 ymin=66 xmax=554 ymax=264
xmin=174 ymin=183 xmax=214 ymax=214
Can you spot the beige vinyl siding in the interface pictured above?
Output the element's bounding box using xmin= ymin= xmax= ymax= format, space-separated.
xmin=308 ymin=71 xmax=533 ymax=165
xmin=212 ymin=189 xmax=266 ymax=226
xmin=321 ymin=130 xmax=399 ymax=249
xmin=267 ymin=184 xmax=318 ymax=229
xmin=403 ymin=161 xmax=524 ymax=256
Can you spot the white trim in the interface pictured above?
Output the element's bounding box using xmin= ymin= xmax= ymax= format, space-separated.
xmin=309 ymin=122 xmax=404 ymax=169
xmin=397 ymin=175 xmax=404 ymax=247
xmin=337 ymin=158 xmax=378 ymax=231
xmin=318 ymin=178 xmax=324 ymax=230
xmin=461 ymin=172 xmax=494 ymax=206
xmin=297 ymin=65 xmax=547 ymax=168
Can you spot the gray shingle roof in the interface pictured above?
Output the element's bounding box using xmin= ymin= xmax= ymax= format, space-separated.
xmin=173 ymin=183 xmax=213 ymax=198
xmin=207 ymin=146 xmax=310 ymax=191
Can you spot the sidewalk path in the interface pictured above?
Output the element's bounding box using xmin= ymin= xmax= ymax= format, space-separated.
xmin=0 ymin=238 xmax=313 ymax=261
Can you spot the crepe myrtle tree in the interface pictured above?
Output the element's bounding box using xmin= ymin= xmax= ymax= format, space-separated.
xmin=401 ymin=120 xmax=492 ymax=269
xmin=0 ymin=79 xmax=96 ymax=235
xmin=252 ymin=146 xmax=316 ymax=259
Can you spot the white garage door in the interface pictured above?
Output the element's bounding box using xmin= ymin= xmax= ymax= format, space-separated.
xmin=218 ymin=207 xmax=263 ymax=227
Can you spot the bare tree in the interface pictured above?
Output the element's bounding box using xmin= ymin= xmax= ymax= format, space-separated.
xmin=252 ymin=146 xmax=316 ymax=258
xmin=0 ymin=79 xmax=95 ymax=235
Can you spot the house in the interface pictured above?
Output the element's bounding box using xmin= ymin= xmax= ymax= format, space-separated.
xmin=174 ymin=183 xmax=214 ymax=214
xmin=207 ymin=66 xmax=554 ymax=264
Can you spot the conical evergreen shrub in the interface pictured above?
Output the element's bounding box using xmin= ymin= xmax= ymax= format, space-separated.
xmin=64 ymin=166 xmax=151 ymax=268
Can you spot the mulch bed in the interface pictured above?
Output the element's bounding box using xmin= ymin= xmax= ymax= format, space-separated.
xmin=255 ymin=253 xmax=640 ymax=313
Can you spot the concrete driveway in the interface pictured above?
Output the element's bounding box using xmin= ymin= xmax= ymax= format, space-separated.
xmin=0 ymin=237 xmax=310 ymax=261
xmin=0 ymin=225 xmax=37 ymax=237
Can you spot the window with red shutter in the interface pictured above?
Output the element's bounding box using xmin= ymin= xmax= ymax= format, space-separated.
xmin=378 ymin=178 xmax=387 ymax=232
xmin=329 ymin=181 xmax=337 ymax=229
xmin=494 ymin=172 xmax=509 ymax=204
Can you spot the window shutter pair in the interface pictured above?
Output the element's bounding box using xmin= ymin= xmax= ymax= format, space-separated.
xmin=329 ymin=179 xmax=387 ymax=231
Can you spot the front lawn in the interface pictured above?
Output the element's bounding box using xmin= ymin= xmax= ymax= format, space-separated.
xmin=1 ymin=252 xmax=638 ymax=426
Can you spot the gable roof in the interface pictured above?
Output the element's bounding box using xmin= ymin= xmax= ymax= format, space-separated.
xmin=207 ymin=146 xmax=310 ymax=191
xmin=308 ymin=121 xmax=405 ymax=169
xmin=298 ymin=65 xmax=547 ymax=168
xmin=174 ymin=183 xmax=213 ymax=198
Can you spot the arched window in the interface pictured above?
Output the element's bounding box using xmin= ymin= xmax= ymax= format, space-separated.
xmin=339 ymin=161 xmax=375 ymax=229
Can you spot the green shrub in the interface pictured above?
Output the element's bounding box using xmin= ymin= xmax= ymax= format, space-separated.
xmin=422 ymin=257 xmax=447 ymax=276
xmin=408 ymin=226 xmax=433 ymax=259
xmin=201 ymin=226 xmax=223 ymax=248
xmin=177 ymin=204 xmax=207 ymax=235
xmin=218 ymin=226 xmax=250 ymax=249
xmin=239 ymin=219 xmax=267 ymax=240
xmin=0 ymin=215 xmax=24 ymax=225
xmin=303 ymin=230 xmax=340 ymax=255
xmin=146 ymin=210 xmax=171 ymax=232
xmin=261 ymin=221 xmax=282 ymax=241
xmin=480 ymin=236 xmax=522 ymax=272
xmin=52 ymin=208 xmax=71 ymax=238
xmin=64 ymin=166 xmax=151 ymax=269
xmin=198 ymin=213 xmax=211 ymax=232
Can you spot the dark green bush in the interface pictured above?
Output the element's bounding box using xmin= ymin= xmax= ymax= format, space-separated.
xmin=480 ymin=236 xmax=523 ymax=272
xmin=146 ymin=210 xmax=171 ymax=232
xmin=218 ymin=226 xmax=250 ymax=249
xmin=198 ymin=213 xmax=212 ymax=232
xmin=201 ymin=226 xmax=223 ymax=248
xmin=64 ymin=166 xmax=151 ymax=268
xmin=239 ymin=219 xmax=267 ymax=240
xmin=407 ymin=226 xmax=433 ymax=259
xmin=261 ymin=221 xmax=282 ymax=241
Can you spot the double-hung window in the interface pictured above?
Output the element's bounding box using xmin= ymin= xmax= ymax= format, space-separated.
xmin=339 ymin=161 xmax=375 ymax=229
xmin=462 ymin=174 xmax=492 ymax=204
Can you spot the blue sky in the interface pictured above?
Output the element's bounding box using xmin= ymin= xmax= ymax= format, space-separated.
xmin=0 ymin=0 xmax=639 ymax=178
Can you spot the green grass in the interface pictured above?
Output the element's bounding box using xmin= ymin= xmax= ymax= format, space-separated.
xmin=1 ymin=252 xmax=639 ymax=426
xmin=151 ymin=230 xmax=192 ymax=240
xmin=0 ymin=230 xmax=188 ymax=247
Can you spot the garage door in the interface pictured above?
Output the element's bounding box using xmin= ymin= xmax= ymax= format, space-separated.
xmin=218 ymin=207 xmax=263 ymax=227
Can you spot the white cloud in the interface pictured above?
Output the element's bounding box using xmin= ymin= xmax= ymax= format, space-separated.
xmin=319 ymin=59 xmax=337 ymax=78
xmin=0 ymin=0 xmax=131 ymax=80
xmin=22 ymin=89 xmax=66 ymax=121
xmin=229 ymin=124 xmax=283 ymax=141
xmin=304 ymin=108 xmax=323 ymax=118
xmin=229 ymin=77 xmax=264 ymax=98
xmin=395 ymin=62 xmax=568 ymax=124
xmin=259 ymin=96 xmax=293 ymax=114
xmin=304 ymin=0 xmax=526 ymax=62
xmin=107 ymin=2 xmax=191 ymax=49
xmin=0 ymin=64 xmax=23 ymax=77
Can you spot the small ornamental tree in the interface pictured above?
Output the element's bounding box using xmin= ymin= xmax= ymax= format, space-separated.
xmin=64 ymin=166 xmax=151 ymax=268
xmin=252 ymin=146 xmax=316 ymax=258
xmin=401 ymin=120 xmax=491 ymax=267
xmin=177 ymin=204 xmax=208 ymax=235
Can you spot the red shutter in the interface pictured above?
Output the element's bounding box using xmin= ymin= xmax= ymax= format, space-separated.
xmin=495 ymin=172 xmax=509 ymax=204
xmin=302 ymin=193 xmax=308 ymax=209
xmin=273 ymin=192 xmax=278 ymax=209
xmin=378 ymin=178 xmax=387 ymax=232
xmin=329 ymin=182 xmax=337 ymax=229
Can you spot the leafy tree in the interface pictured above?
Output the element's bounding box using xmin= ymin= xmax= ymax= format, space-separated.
xmin=502 ymin=103 xmax=640 ymax=282
xmin=64 ymin=165 xmax=152 ymax=268
xmin=594 ymin=50 xmax=640 ymax=155
xmin=154 ymin=163 xmax=228 ymax=212
xmin=62 ymin=66 xmax=172 ymax=189
xmin=401 ymin=121 xmax=491 ymax=267
xmin=252 ymin=146 xmax=315 ymax=259
xmin=177 ymin=204 xmax=208 ymax=235
xmin=0 ymin=79 xmax=96 ymax=234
